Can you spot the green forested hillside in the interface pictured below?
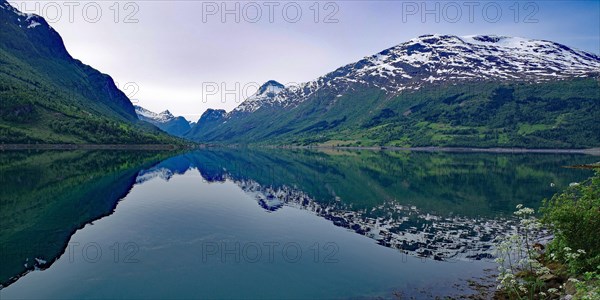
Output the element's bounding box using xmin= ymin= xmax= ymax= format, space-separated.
xmin=191 ymin=79 xmax=600 ymax=148
xmin=0 ymin=1 xmax=179 ymax=144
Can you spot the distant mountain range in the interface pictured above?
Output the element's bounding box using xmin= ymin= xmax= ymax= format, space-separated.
xmin=187 ymin=34 xmax=600 ymax=148
xmin=134 ymin=106 xmax=192 ymax=137
xmin=0 ymin=1 xmax=179 ymax=144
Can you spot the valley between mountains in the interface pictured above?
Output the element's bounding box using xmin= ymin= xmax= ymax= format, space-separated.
xmin=1 ymin=1 xmax=599 ymax=148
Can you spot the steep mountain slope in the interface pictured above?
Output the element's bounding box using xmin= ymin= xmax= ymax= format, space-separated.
xmin=188 ymin=34 xmax=600 ymax=148
xmin=186 ymin=108 xmax=226 ymax=138
xmin=0 ymin=1 xmax=178 ymax=144
xmin=134 ymin=106 xmax=191 ymax=137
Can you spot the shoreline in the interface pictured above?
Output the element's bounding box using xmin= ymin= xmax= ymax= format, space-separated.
xmin=273 ymin=145 xmax=600 ymax=155
xmin=0 ymin=144 xmax=181 ymax=150
xmin=1 ymin=143 xmax=599 ymax=155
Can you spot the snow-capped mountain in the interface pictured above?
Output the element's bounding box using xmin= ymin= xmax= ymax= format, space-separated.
xmin=135 ymin=105 xmax=178 ymax=123
xmin=135 ymin=105 xmax=191 ymax=137
xmin=0 ymin=1 xmax=45 ymax=30
xmin=231 ymin=80 xmax=285 ymax=114
xmin=231 ymin=34 xmax=600 ymax=113
xmin=187 ymin=34 xmax=600 ymax=147
xmin=197 ymin=35 xmax=599 ymax=125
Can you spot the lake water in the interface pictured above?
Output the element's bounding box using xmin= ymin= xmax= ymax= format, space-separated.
xmin=0 ymin=149 xmax=596 ymax=299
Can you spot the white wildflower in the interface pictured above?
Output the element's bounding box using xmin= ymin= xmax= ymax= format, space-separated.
xmin=519 ymin=285 xmax=528 ymax=293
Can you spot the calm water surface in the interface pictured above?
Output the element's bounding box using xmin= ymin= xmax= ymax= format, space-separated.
xmin=0 ymin=149 xmax=596 ymax=299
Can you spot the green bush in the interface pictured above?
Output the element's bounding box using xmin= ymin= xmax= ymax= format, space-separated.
xmin=542 ymin=171 xmax=600 ymax=274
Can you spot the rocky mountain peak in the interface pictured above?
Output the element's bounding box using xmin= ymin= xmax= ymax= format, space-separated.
xmin=231 ymin=80 xmax=286 ymax=114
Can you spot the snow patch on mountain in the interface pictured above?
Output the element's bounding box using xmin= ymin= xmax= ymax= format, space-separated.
xmin=27 ymin=20 xmax=40 ymax=28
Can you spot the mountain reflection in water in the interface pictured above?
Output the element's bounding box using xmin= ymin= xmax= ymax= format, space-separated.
xmin=136 ymin=149 xmax=594 ymax=262
xmin=0 ymin=148 xmax=595 ymax=293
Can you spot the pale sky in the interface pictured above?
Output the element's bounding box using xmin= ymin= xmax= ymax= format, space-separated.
xmin=8 ymin=0 xmax=600 ymax=122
